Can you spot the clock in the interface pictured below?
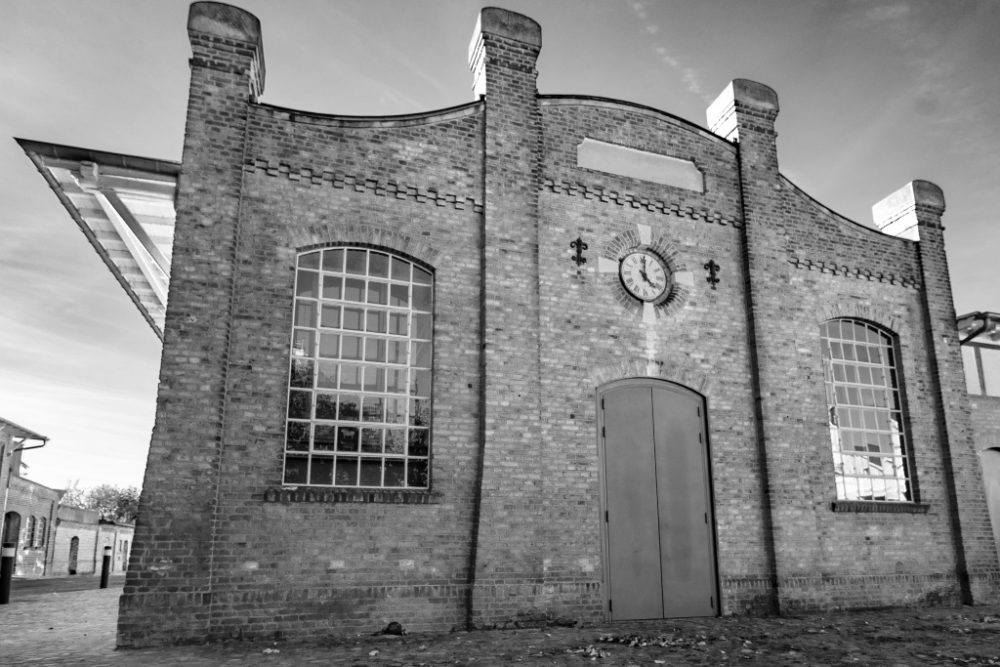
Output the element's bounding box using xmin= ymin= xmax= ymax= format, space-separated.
xmin=619 ymin=249 xmax=670 ymax=303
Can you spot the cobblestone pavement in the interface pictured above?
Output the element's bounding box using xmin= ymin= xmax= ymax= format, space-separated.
xmin=3 ymin=579 xmax=1000 ymax=666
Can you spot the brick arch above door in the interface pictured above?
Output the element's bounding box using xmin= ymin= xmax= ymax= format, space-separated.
xmin=590 ymin=357 xmax=715 ymax=398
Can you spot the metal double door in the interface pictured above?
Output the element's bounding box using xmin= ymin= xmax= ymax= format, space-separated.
xmin=600 ymin=380 xmax=717 ymax=619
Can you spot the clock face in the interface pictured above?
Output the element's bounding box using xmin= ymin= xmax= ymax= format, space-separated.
xmin=619 ymin=250 xmax=669 ymax=302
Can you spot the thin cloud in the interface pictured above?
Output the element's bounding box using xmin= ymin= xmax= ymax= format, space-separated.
xmin=853 ymin=3 xmax=986 ymax=124
xmin=866 ymin=3 xmax=912 ymax=22
xmin=632 ymin=3 xmax=703 ymax=96
xmin=320 ymin=5 xmax=454 ymax=109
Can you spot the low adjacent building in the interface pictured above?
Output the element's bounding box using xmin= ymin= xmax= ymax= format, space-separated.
xmin=1 ymin=417 xmax=58 ymax=578
xmin=49 ymin=505 xmax=133 ymax=576
xmin=2 ymin=416 xmax=134 ymax=578
xmin=959 ymin=312 xmax=1000 ymax=563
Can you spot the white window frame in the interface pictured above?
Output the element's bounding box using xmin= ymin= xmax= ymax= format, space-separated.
xmin=820 ymin=318 xmax=914 ymax=502
xmin=282 ymin=246 xmax=433 ymax=489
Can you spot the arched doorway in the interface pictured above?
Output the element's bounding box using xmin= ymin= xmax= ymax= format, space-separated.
xmin=598 ymin=379 xmax=718 ymax=620
xmin=2 ymin=512 xmax=21 ymax=547
xmin=982 ymin=448 xmax=1000 ymax=566
xmin=68 ymin=536 xmax=79 ymax=575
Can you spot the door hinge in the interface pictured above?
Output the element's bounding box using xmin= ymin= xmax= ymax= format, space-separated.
xmin=704 ymin=512 xmax=708 ymax=524
xmin=697 ymin=405 xmax=701 ymax=417
xmin=710 ymin=595 xmax=714 ymax=609
xmin=601 ymin=398 xmax=605 ymax=409
xmin=608 ymin=599 xmax=613 ymax=612
xmin=605 ymin=510 xmax=609 ymax=522
xmin=602 ymin=426 xmax=606 ymax=438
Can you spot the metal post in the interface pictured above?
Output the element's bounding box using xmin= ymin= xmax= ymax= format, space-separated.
xmin=1 ymin=542 xmax=15 ymax=604
xmin=99 ymin=545 xmax=111 ymax=589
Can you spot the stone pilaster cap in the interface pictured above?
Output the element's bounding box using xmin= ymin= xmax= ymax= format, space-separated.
xmin=872 ymin=180 xmax=946 ymax=240
xmin=468 ymin=8 xmax=541 ymax=97
xmin=472 ymin=7 xmax=541 ymax=52
xmin=189 ymin=2 xmax=261 ymax=46
xmin=188 ymin=2 xmax=265 ymax=95
xmin=706 ymin=79 xmax=778 ymax=140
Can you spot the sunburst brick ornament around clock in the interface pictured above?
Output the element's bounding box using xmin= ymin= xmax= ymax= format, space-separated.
xmin=598 ymin=223 xmax=695 ymax=323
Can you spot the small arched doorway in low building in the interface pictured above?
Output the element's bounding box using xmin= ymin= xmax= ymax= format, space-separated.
xmin=982 ymin=448 xmax=1000 ymax=565
xmin=68 ymin=536 xmax=79 ymax=575
xmin=2 ymin=512 xmax=21 ymax=548
xmin=598 ymin=378 xmax=718 ymax=620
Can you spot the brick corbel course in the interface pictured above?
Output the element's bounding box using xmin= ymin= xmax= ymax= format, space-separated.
xmin=247 ymin=159 xmax=483 ymax=213
xmin=787 ymin=254 xmax=921 ymax=289
xmin=542 ymin=178 xmax=741 ymax=227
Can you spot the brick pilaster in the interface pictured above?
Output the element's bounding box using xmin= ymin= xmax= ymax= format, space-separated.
xmin=467 ymin=7 xmax=547 ymax=626
xmin=117 ymin=1 xmax=264 ymax=647
xmin=876 ymin=181 xmax=1000 ymax=603
xmin=707 ymin=79 xmax=783 ymax=612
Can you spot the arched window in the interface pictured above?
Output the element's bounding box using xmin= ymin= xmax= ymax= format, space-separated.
xmin=820 ymin=319 xmax=913 ymax=501
xmin=2 ymin=512 xmax=20 ymax=547
xmin=36 ymin=517 xmax=46 ymax=547
xmin=25 ymin=516 xmax=35 ymax=547
xmin=68 ymin=536 xmax=79 ymax=575
xmin=284 ymin=247 xmax=433 ymax=488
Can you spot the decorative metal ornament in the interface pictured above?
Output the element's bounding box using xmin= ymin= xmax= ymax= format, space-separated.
xmin=704 ymin=260 xmax=720 ymax=290
xmin=570 ymin=237 xmax=588 ymax=266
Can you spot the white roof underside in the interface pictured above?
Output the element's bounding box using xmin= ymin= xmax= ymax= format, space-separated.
xmin=18 ymin=139 xmax=178 ymax=339
xmin=958 ymin=312 xmax=1000 ymax=346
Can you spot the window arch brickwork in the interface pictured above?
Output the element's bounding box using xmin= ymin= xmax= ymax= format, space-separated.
xmin=283 ymin=246 xmax=433 ymax=489
xmin=820 ymin=318 xmax=914 ymax=502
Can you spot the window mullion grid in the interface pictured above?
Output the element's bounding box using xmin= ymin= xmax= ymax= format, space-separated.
xmin=824 ymin=320 xmax=911 ymax=502
xmin=284 ymin=248 xmax=430 ymax=489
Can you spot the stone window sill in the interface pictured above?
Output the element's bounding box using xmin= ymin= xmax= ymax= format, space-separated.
xmin=264 ymin=486 xmax=441 ymax=505
xmin=830 ymin=500 xmax=929 ymax=514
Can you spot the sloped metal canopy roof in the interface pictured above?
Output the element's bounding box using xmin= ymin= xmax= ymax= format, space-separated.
xmin=0 ymin=416 xmax=48 ymax=443
xmin=958 ymin=311 xmax=1000 ymax=346
xmin=17 ymin=139 xmax=178 ymax=339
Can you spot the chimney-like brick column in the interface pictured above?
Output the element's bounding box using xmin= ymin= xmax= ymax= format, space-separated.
xmin=467 ymin=7 xmax=547 ymax=626
xmin=875 ymin=181 xmax=1000 ymax=603
xmin=117 ymin=1 xmax=264 ymax=647
xmin=707 ymin=79 xmax=784 ymax=613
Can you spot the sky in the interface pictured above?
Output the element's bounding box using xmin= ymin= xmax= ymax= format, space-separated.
xmin=1 ymin=0 xmax=998 ymax=492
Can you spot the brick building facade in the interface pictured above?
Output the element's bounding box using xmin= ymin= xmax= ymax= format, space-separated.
xmin=959 ymin=312 xmax=1000 ymax=570
xmin=1 ymin=417 xmax=58 ymax=578
xmin=49 ymin=2 xmax=996 ymax=647
xmin=4 ymin=476 xmax=61 ymax=577
xmin=49 ymin=506 xmax=134 ymax=577
xmin=1 ymin=418 xmax=135 ymax=579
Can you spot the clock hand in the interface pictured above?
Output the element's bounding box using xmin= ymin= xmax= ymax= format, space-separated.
xmin=639 ymin=256 xmax=662 ymax=288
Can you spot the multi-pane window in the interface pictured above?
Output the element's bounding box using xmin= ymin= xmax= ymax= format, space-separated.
xmin=284 ymin=247 xmax=433 ymax=488
xmin=820 ymin=319 xmax=912 ymax=502
xmin=36 ymin=517 xmax=46 ymax=547
xmin=963 ymin=343 xmax=1000 ymax=397
xmin=24 ymin=516 xmax=35 ymax=547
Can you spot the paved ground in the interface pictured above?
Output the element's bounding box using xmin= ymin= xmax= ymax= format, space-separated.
xmin=3 ymin=577 xmax=1000 ymax=665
